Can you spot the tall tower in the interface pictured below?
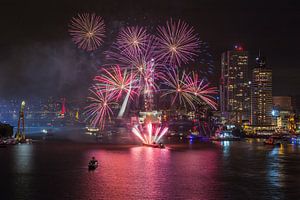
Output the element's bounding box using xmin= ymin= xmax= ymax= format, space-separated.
xmin=251 ymin=56 xmax=272 ymax=126
xmin=220 ymin=45 xmax=250 ymax=124
xmin=143 ymin=59 xmax=155 ymax=111
xmin=15 ymin=101 xmax=26 ymax=142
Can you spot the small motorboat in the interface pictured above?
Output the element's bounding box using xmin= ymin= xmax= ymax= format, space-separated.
xmin=88 ymin=162 xmax=98 ymax=170
xmin=88 ymin=158 xmax=98 ymax=170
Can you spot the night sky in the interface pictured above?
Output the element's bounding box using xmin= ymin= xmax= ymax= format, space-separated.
xmin=0 ymin=0 xmax=299 ymax=99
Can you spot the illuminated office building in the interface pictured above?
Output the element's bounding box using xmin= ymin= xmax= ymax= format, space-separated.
xmin=220 ymin=45 xmax=250 ymax=124
xmin=251 ymin=56 xmax=272 ymax=126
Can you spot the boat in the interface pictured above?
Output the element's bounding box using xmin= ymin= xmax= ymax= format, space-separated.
xmin=143 ymin=143 xmax=165 ymax=148
xmin=264 ymin=137 xmax=281 ymax=146
xmin=210 ymin=130 xmax=241 ymax=141
xmin=6 ymin=138 xmax=17 ymax=145
xmin=88 ymin=157 xmax=99 ymax=170
xmin=85 ymin=126 xmax=100 ymax=134
xmin=88 ymin=162 xmax=98 ymax=170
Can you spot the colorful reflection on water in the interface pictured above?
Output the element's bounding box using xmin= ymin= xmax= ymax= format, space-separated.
xmin=83 ymin=146 xmax=221 ymax=199
xmin=1 ymin=141 xmax=300 ymax=199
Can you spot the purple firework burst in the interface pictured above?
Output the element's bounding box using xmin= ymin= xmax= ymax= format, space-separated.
xmin=156 ymin=19 xmax=200 ymax=67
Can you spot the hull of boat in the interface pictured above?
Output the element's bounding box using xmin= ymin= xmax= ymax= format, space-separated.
xmin=143 ymin=143 xmax=160 ymax=148
xmin=142 ymin=143 xmax=165 ymax=148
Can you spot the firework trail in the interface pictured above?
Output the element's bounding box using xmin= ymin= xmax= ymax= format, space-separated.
xmin=185 ymin=72 xmax=218 ymax=109
xmin=160 ymin=67 xmax=198 ymax=110
xmin=156 ymin=19 xmax=200 ymax=67
xmin=94 ymin=65 xmax=138 ymax=100
xmin=69 ymin=13 xmax=105 ymax=51
xmin=132 ymin=123 xmax=168 ymax=144
xmin=84 ymin=85 xmax=117 ymax=130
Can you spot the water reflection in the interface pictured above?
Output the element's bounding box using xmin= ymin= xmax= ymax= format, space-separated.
xmin=81 ymin=145 xmax=221 ymax=199
xmin=2 ymin=142 xmax=300 ymax=199
xmin=12 ymin=144 xmax=34 ymax=199
xmin=214 ymin=141 xmax=231 ymax=158
xmin=267 ymin=145 xmax=285 ymax=195
xmin=14 ymin=144 xmax=34 ymax=173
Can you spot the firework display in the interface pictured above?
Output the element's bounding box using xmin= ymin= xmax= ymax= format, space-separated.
xmin=156 ymin=19 xmax=200 ymax=67
xmin=116 ymin=26 xmax=149 ymax=52
xmin=132 ymin=123 xmax=169 ymax=144
xmin=106 ymin=35 xmax=160 ymax=72
xmin=94 ymin=65 xmax=137 ymax=100
xmin=185 ymin=72 xmax=218 ymax=110
xmin=69 ymin=13 xmax=217 ymax=133
xmin=84 ymin=85 xmax=117 ymax=130
xmin=160 ymin=67 xmax=198 ymax=110
xmin=69 ymin=13 xmax=105 ymax=51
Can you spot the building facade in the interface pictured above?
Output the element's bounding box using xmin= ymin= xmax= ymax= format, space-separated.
xmin=272 ymin=96 xmax=294 ymax=131
xmin=251 ymin=56 xmax=273 ymax=126
xmin=220 ymin=45 xmax=250 ymax=124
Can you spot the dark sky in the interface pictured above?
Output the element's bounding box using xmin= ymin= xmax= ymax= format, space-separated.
xmin=0 ymin=0 xmax=299 ymax=99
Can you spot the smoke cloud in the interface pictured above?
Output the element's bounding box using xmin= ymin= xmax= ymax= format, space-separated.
xmin=0 ymin=40 xmax=101 ymax=100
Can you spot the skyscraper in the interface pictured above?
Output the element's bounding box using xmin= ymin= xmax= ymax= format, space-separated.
xmin=251 ymin=56 xmax=272 ymax=126
xmin=220 ymin=45 xmax=250 ymax=124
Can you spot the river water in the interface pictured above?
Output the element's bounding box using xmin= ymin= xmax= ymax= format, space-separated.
xmin=1 ymin=139 xmax=300 ymax=200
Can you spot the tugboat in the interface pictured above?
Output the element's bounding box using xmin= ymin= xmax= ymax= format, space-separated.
xmin=88 ymin=157 xmax=98 ymax=171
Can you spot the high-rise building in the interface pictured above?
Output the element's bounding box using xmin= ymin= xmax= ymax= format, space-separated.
xmin=220 ymin=45 xmax=250 ymax=124
xmin=251 ymin=56 xmax=272 ymax=126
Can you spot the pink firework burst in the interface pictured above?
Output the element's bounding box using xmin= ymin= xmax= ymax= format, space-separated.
xmin=84 ymin=85 xmax=117 ymax=130
xmin=161 ymin=67 xmax=198 ymax=110
xmin=156 ymin=19 xmax=200 ymax=67
xmin=116 ymin=26 xmax=149 ymax=52
xmin=69 ymin=13 xmax=105 ymax=51
xmin=106 ymin=35 xmax=160 ymax=71
xmin=185 ymin=72 xmax=218 ymax=109
xmin=94 ymin=65 xmax=138 ymax=100
xmin=106 ymin=35 xmax=163 ymax=95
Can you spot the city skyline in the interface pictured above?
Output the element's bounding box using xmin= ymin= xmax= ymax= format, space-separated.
xmin=1 ymin=2 xmax=300 ymax=200
xmin=0 ymin=0 xmax=299 ymax=99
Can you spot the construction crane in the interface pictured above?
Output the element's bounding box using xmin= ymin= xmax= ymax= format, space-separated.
xmin=15 ymin=101 xmax=26 ymax=142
